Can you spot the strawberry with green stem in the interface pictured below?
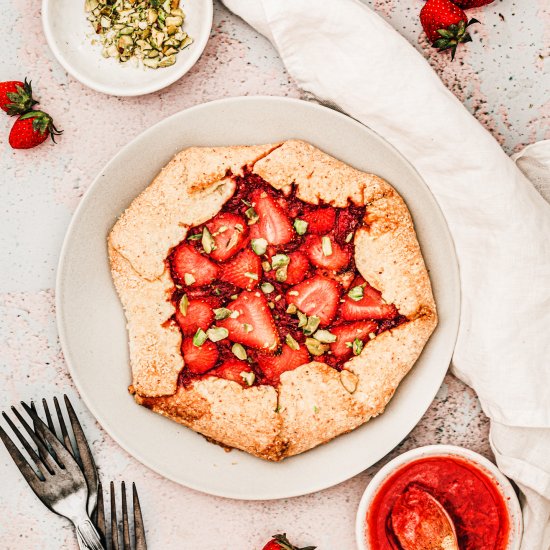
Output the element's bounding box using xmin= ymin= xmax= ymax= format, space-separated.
xmin=9 ymin=110 xmax=62 ymax=149
xmin=262 ymin=533 xmax=316 ymax=550
xmin=0 ymin=78 xmax=38 ymax=115
xmin=420 ymin=0 xmax=479 ymax=60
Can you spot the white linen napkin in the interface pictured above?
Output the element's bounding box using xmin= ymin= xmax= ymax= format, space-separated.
xmin=222 ymin=0 xmax=550 ymax=546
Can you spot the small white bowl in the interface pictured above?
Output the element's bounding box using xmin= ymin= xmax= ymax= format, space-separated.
xmin=356 ymin=445 xmax=522 ymax=550
xmin=42 ymin=0 xmax=213 ymax=96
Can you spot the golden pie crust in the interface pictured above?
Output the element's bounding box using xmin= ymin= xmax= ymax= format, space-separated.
xmin=108 ymin=140 xmax=437 ymax=461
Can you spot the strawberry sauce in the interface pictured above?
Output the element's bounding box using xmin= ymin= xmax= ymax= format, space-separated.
xmin=167 ymin=171 xmax=406 ymax=387
xmin=366 ymin=456 xmax=510 ymax=550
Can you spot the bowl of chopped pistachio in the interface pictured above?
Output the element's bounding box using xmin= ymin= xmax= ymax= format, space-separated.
xmin=42 ymin=0 xmax=213 ymax=96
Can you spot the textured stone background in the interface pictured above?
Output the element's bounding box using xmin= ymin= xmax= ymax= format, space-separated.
xmin=0 ymin=0 xmax=548 ymax=548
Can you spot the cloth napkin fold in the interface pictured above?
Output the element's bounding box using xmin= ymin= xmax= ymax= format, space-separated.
xmin=222 ymin=0 xmax=550 ymax=546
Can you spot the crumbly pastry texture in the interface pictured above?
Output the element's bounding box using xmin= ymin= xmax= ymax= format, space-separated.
xmin=109 ymin=139 xmax=437 ymax=461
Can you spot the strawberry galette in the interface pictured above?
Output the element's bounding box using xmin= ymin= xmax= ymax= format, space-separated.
xmin=109 ymin=140 xmax=437 ymax=461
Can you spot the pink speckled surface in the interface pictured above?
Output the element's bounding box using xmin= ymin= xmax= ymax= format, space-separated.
xmin=0 ymin=0 xmax=547 ymax=548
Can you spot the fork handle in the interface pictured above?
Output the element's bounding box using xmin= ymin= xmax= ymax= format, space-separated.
xmin=75 ymin=517 xmax=104 ymax=550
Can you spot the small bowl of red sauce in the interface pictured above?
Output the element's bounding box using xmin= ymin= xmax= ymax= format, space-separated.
xmin=356 ymin=445 xmax=522 ymax=550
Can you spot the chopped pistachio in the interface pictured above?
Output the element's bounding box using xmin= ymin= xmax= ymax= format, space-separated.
xmin=242 ymin=323 xmax=253 ymax=333
xmin=183 ymin=273 xmax=195 ymax=285
xmin=213 ymin=307 xmax=231 ymax=320
xmin=369 ymin=332 xmax=377 ymax=340
xmin=321 ymin=236 xmax=333 ymax=256
xmin=345 ymin=231 xmax=354 ymax=243
xmin=232 ymin=343 xmax=247 ymax=360
xmin=286 ymin=303 xmax=297 ymax=314
xmin=305 ymin=337 xmax=329 ymax=356
xmin=261 ymin=282 xmax=275 ymax=294
xmin=201 ymin=227 xmax=215 ymax=254
xmin=229 ymin=310 xmax=240 ymax=319
xmin=285 ymin=334 xmax=300 ymax=350
xmin=251 ymin=238 xmax=268 ymax=255
xmin=225 ymin=232 xmax=240 ymax=251
xmin=192 ymin=328 xmax=207 ymax=347
xmin=313 ymin=405 xmax=319 ymax=414
xmin=271 ymin=254 xmax=290 ymax=269
xmin=347 ymin=285 xmax=364 ymax=301
xmin=230 ymin=294 xmax=238 ymax=300
xmin=303 ymin=315 xmax=321 ymax=336
xmin=276 ymin=266 xmax=288 ymax=282
xmin=313 ymin=329 xmax=337 ymax=343
xmin=297 ymin=311 xmax=308 ymax=327
xmin=207 ymin=326 xmax=229 ymax=342
xmin=293 ymin=219 xmax=308 ymax=235
xmin=262 ymin=261 xmax=272 ymax=272
xmin=240 ymin=371 xmax=255 ymax=386
xmin=288 ymin=290 xmax=299 ymax=296
xmin=352 ymin=338 xmax=364 ymax=355
xmin=245 ymin=207 xmax=259 ymax=224
xmin=235 ymin=223 xmax=244 ymax=233
xmin=187 ymin=232 xmax=202 ymax=240
xmin=86 ymin=0 xmax=192 ymax=69
xmin=179 ymin=294 xmax=189 ymax=316
xmin=245 ymin=272 xmax=259 ymax=281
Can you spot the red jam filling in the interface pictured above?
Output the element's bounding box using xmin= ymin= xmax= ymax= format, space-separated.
xmin=167 ymin=171 xmax=406 ymax=388
xmin=366 ymin=456 xmax=511 ymax=550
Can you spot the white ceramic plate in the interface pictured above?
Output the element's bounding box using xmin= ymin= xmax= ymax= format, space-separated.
xmin=42 ymin=0 xmax=212 ymax=96
xmin=355 ymin=445 xmax=522 ymax=549
xmin=56 ymin=96 xmax=460 ymax=500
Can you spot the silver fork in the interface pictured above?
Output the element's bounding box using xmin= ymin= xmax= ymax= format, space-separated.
xmin=0 ymin=402 xmax=103 ymax=550
xmin=96 ymin=481 xmax=147 ymax=550
xmin=30 ymin=395 xmax=99 ymax=518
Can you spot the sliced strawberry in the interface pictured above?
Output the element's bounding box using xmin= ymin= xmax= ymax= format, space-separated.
xmin=170 ymin=243 xmax=219 ymax=287
xmin=256 ymin=344 xmax=310 ymax=385
xmin=205 ymin=212 xmax=248 ymax=261
xmin=218 ymin=291 xmax=280 ymax=351
xmin=175 ymin=299 xmax=214 ymax=336
xmin=251 ymin=189 xmax=294 ymax=245
xmin=305 ymin=235 xmax=351 ymax=271
xmin=181 ymin=338 xmax=219 ymax=374
xmin=301 ymin=206 xmax=336 ymax=234
xmin=340 ymin=276 xmax=399 ymax=320
xmin=285 ymin=251 xmax=310 ymax=285
xmin=210 ymin=358 xmax=253 ymax=387
xmin=220 ymin=248 xmax=261 ymax=290
xmin=286 ymin=275 xmax=341 ymax=326
xmin=330 ymin=321 xmax=378 ymax=360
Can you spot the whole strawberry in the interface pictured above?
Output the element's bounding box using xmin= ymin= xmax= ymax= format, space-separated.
xmin=262 ymin=534 xmax=316 ymax=550
xmin=454 ymin=0 xmax=494 ymax=8
xmin=420 ymin=0 xmax=479 ymax=59
xmin=9 ymin=110 xmax=62 ymax=149
xmin=0 ymin=79 xmax=38 ymax=115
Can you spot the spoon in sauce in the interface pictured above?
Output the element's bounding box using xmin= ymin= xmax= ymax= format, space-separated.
xmin=389 ymin=484 xmax=459 ymax=550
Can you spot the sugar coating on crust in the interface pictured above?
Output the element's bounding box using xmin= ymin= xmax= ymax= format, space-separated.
xmin=109 ymin=245 xmax=182 ymax=397
xmin=136 ymin=377 xmax=284 ymax=461
xmin=252 ymin=139 xmax=392 ymax=207
xmin=109 ymin=139 xmax=438 ymax=461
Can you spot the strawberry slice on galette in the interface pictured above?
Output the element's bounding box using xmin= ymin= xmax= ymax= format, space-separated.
xmin=109 ymin=140 xmax=437 ymax=461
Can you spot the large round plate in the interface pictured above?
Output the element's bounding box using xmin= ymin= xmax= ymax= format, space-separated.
xmin=57 ymin=97 xmax=460 ymax=500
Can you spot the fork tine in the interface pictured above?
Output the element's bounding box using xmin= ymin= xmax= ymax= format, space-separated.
xmin=64 ymin=395 xmax=99 ymax=516
xmin=0 ymin=422 xmax=44 ymax=496
xmin=42 ymin=399 xmax=56 ymax=434
xmin=111 ymin=481 xmax=120 ymax=550
xmin=95 ymin=482 xmax=106 ymax=545
xmin=2 ymin=412 xmax=51 ymax=478
xmin=121 ymin=482 xmax=131 ymax=550
xmin=9 ymin=408 xmax=59 ymax=473
xmin=53 ymin=397 xmax=73 ymax=457
xmin=20 ymin=402 xmax=75 ymax=469
xmin=133 ymin=483 xmax=147 ymax=550
xmin=31 ymin=402 xmax=49 ymax=464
